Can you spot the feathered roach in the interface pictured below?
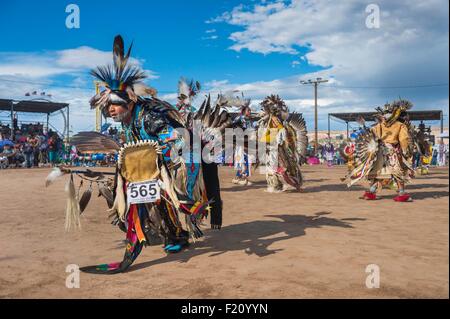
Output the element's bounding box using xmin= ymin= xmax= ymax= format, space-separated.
xmin=89 ymin=35 xmax=156 ymax=114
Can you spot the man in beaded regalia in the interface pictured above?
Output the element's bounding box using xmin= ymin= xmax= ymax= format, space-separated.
xmin=257 ymin=95 xmax=308 ymax=193
xmin=77 ymin=35 xmax=226 ymax=274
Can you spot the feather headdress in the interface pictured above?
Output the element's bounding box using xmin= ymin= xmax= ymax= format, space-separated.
xmin=260 ymin=94 xmax=289 ymax=120
xmin=216 ymin=92 xmax=251 ymax=114
xmin=177 ymin=77 xmax=201 ymax=107
xmin=89 ymin=35 xmax=157 ymax=115
xmin=375 ymin=99 xmax=413 ymax=127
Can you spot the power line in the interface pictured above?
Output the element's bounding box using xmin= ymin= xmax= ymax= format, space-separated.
xmin=0 ymin=78 xmax=177 ymax=93
xmin=0 ymin=77 xmax=448 ymax=94
xmin=241 ymin=83 xmax=449 ymax=91
xmin=324 ymin=83 xmax=449 ymax=89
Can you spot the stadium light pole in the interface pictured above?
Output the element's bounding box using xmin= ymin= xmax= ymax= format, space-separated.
xmin=300 ymin=77 xmax=328 ymax=155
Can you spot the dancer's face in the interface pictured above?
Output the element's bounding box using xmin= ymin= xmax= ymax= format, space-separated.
xmin=109 ymin=102 xmax=134 ymax=123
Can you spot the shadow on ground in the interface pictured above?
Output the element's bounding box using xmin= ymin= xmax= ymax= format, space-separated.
xmin=407 ymin=183 xmax=449 ymax=190
xmin=387 ymin=191 xmax=449 ymax=201
xmin=127 ymin=212 xmax=366 ymax=272
xmin=222 ymin=178 xmax=334 ymax=192
xmin=415 ymin=175 xmax=450 ymax=180
xmin=221 ymin=180 xmax=267 ymax=192
xmin=304 ymin=183 xmax=365 ymax=192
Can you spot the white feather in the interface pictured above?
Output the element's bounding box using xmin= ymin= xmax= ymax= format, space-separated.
xmin=45 ymin=168 xmax=65 ymax=187
xmin=108 ymin=175 xmax=128 ymax=222
xmin=178 ymin=79 xmax=190 ymax=97
xmin=133 ymin=82 xmax=157 ymax=97
xmin=64 ymin=177 xmax=81 ymax=231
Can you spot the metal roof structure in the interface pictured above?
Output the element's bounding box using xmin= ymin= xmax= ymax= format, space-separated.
xmin=329 ymin=110 xmax=443 ymax=122
xmin=0 ymin=98 xmax=68 ymax=113
xmin=328 ymin=109 xmax=445 ymax=139
xmin=0 ymin=98 xmax=70 ymax=140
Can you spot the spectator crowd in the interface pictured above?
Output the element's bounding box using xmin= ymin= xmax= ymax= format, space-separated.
xmin=1 ymin=120 xmax=447 ymax=170
xmin=0 ymin=121 xmax=64 ymax=169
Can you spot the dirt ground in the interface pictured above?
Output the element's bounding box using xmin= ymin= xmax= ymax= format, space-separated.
xmin=0 ymin=165 xmax=448 ymax=298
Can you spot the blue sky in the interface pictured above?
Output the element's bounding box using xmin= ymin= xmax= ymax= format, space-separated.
xmin=0 ymin=0 xmax=448 ymax=133
xmin=0 ymin=1 xmax=321 ymax=91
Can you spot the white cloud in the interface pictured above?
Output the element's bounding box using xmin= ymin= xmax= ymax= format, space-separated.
xmin=0 ymin=72 xmax=97 ymax=133
xmin=205 ymin=79 xmax=231 ymax=88
xmin=202 ymin=35 xmax=219 ymax=40
xmin=203 ymin=72 xmax=358 ymax=114
xmin=0 ymin=46 xmax=159 ymax=133
xmin=0 ymin=64 xmax=74 ymax=78
xmin=159 ymin=93 xmax=178 ymax=104
xmin=205 ymin=0 xmax=449 ymax=124
xmin=0 ymin=52 xmax=77 ymax=78
xmin=56 ymin=46 xmax=111 ymax=69
xmin=0 ymin=46 xmax=158 ymax=79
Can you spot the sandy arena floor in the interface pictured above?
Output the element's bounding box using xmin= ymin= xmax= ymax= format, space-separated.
xmin=0 ymin=165 xmax=448 ymax=298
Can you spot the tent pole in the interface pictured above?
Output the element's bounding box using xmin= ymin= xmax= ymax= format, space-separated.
xmin=328 ymin=114 xmax=330 ymax=138
xmin=46 ymin=113 xmax=49 ymax=134
xmin=10 ymin=100 xmax=14 ymax=140
xmin=67 ymin=105 xmax=70 ymax=142
xmin=346 ymin=121 xmax=349 ymax=139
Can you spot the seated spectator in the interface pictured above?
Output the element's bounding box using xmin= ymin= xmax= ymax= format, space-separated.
xmin=13 ymin=144 xmax=25 ymax=167
xmin=0 ymin=144 xmax=14 ymax=168
xmin=2 ymin=144 xmax=24 ymax=168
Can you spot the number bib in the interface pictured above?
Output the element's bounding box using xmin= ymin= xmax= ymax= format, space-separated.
xmin=127 ymin=180 xmax=161 ymax=204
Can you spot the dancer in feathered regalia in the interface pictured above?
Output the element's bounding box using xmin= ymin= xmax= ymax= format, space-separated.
xmin=338 ymin=139 xmax=356 ymax=173
xmin=345 ymin=99 xmax=415 ymax=202
xmin=230 ymin=96 xmax=256 ymax=186
xmin=175 ymin=77 xmax=232 ymax=229
xmin=176 ymin=77 xmax=201 ymax=122
xmin=409 ymin=121 xmax=432 ymax=175
xmin=339 ymin=117 xmax=367 ymax=180
xmin=258 ymin=95 xmax=308 ymax=192
xmin=322 ymin=140 xmax=335 ymax=167
xmin=47 ymin=35 xmax=227 ymax=274
xmin=177 ymin=81 xmax=257 ymax=187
